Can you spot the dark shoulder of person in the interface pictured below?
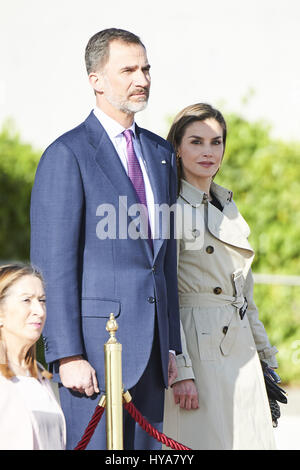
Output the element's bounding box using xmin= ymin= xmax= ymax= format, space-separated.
xmin=210 ymin=193 xmax=223 ymax=212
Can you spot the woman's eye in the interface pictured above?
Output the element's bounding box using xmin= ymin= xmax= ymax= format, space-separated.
xmin=39 ymin=299 xmax=46 ymax=303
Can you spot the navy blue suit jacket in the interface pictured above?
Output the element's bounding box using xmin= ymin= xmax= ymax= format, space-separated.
xmin=30 ymin=111 xmax=181 ymax=391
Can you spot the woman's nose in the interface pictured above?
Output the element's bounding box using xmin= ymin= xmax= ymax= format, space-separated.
xmin=31 ymin=299 xmax=45 ymax=316
xmin=201 ymin=147 xmax=213 ymax=157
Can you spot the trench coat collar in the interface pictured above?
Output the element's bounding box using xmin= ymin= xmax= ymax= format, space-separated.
xmin=179 ymin=179 xmax=253 ymax=253
xmin=179 ymin=179 xmax=233 ymax=207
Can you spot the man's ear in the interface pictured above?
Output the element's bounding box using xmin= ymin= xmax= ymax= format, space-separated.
xmin=88 ymin=71 xmax=104 ymax=94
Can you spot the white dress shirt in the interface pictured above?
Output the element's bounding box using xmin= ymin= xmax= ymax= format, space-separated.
xmin=93 ymin=107 xmax=156 ymax=238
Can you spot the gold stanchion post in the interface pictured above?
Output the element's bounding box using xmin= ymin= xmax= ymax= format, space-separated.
xmin=104 ymin=313 xmax=123 ymax=450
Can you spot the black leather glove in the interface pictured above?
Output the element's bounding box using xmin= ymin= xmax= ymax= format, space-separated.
xmin=261 ymin=360 xmax=288 ymax=427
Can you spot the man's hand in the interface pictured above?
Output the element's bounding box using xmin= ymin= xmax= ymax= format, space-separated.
xmin=168 ymin=352 xmax=178 ymax=387
xmin=172 ymin=379 xmax=199 ymax=410
xmin=59 ymin=355 xmax=100 ymax=397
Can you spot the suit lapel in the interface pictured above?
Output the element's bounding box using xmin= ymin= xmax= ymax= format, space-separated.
xmin=85 ymin=113 xmax=155 ymax=259
xmin=137 ymin=127 xmax=166 ymax=207
xmin=85 ymin=112 xmax=139 ymax=210
xmin=138 ymin=127 xmax=168 ymax=260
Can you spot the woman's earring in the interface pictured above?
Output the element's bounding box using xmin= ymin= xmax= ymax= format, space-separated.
xmin=176 ymin=152 xmax=181 ymax=160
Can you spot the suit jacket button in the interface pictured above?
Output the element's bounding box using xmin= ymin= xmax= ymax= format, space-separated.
xmin=192 ymin=229 xmax=200 ymax=238
xmin=147 ymin=296 xmax=156 ymax=304
xmin=223 ymin=326 xmax=228 ymax=334
xmin=213 ymin=287 xmax=222 ymax=295
xmin=206 ymin=245 xmax=214 ymax=254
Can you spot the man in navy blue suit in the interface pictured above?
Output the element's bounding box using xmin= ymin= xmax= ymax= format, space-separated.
xmin=30 ymin=28 xmax=181 ymax=450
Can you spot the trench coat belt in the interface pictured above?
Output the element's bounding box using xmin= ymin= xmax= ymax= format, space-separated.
xmin=179 ymin=292 xmax=245 ymax=356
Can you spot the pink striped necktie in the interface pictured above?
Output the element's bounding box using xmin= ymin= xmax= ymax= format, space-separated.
xmin=123 ymin=129 xmax=152 ymax=249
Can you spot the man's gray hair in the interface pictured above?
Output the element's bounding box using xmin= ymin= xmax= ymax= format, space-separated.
xmin=85 ymin=28 xmax=145 ymax=74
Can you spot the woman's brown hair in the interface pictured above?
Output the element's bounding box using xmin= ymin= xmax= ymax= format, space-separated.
xmin=166 ymin=103 xmax=227 ymax=195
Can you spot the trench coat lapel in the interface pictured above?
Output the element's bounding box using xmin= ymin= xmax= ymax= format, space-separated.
xmin=207 ymin=203 xmax=254 ymax=253
xmin=180 ymin=179 xmax=254 ymax=253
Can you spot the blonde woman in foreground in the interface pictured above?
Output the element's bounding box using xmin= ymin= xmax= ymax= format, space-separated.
xmin=0 ymin=264 xmax=66 ymax=450
xmin=163 ymin=103 xmax=278 ymax=450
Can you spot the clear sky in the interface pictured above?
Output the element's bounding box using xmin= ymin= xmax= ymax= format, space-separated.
xmin=1 ymin=0 xmax=300 ymax=149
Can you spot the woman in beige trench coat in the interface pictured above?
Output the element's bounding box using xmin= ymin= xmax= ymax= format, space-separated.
xmin=163 ymin=103 xmax=278 ymax=450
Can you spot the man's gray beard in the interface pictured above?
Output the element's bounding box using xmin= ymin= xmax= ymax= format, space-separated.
xmin=106 ymin=92 xmax=148 ymax=115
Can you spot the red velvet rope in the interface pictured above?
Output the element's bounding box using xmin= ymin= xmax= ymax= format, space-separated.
xmin=74 ymin=405 xmax=105 ymax=450
xmin=74 ymin=400 xmax=191 ymax=451
xmin=124 ymin=401 xmax=191 ymax=451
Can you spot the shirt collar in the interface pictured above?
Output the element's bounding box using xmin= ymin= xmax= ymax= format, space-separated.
xmin=93 ymin=106 xmax=136 ymax=140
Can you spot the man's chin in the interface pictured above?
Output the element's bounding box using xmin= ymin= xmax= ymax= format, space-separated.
xmin=122 ymin=100 xmax=148 ymax=114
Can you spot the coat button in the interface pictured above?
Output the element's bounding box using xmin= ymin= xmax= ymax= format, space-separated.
xmin=152 ymin=265 xmax=156 ymax=272
xmin=147 ymin=296 xmax=156 ymax=304
xmin=192 ymin=229 xmax=200 ymax=238
xmin=213 ymin=287 xmax=222 ymax=295
xmin=223 ymin=326 xmax=228 ymax=334
xmin=206 ymin=245 xmax=214 ymax=254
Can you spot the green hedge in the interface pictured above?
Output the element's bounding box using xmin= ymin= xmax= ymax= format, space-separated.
xmin=254 ymin=284 xmax=300 ymax=385
xmin=0 ymin=121 xmax=41 ymax=262
xmin=215 ymin=113 xmax=300 ymax=385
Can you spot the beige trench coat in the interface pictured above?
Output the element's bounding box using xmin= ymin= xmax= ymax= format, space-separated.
xmin=163 ymin=180 xmax=277 ymax=450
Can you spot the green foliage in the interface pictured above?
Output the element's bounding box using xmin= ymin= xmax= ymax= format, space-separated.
xmin=219 ymin=112 xmax=300 ymax=275
xmin=215 ymin=112 xmax=300 ymax=384
xmin=0 ymin=120 xmax=41 ymax=262
xmin=253 ymin=283 xmax=300 ymax=385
